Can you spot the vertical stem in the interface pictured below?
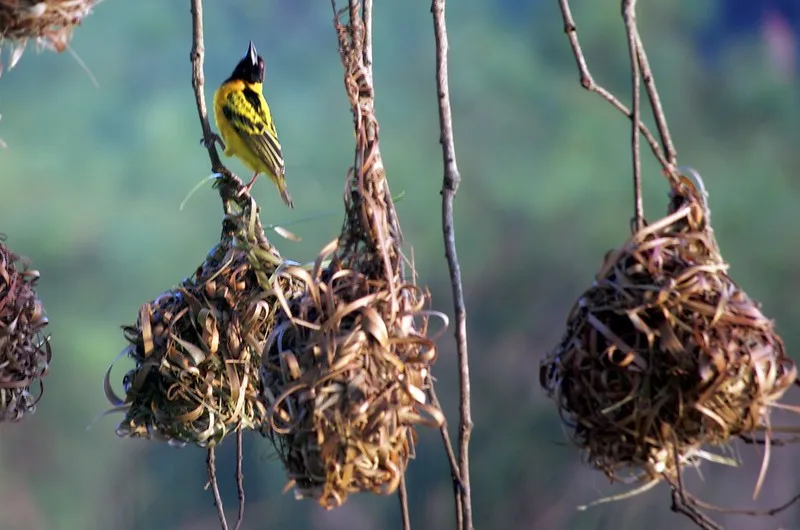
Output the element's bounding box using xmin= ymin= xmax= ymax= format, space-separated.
xmin=622 ymin=0 xmax=644 ymax=231
xmin=234 ymin=427 xmax=245 ymax=530
xmin=398 ymin=474 xmax=411 ymax=530
xmin=634 ymin=32 xmax=678 ymax=168
xmin=190 ymin=0 xmax=268 ymax=242
xmin=190 ymin=0 xmax=222 ymax=171
xmin=428 ymin=384 xmax=463 ymax=530
xmin=207 ymin=447 xmax=229 ymax=530
xmin=431 ymin=1 xmax=473 ymax=529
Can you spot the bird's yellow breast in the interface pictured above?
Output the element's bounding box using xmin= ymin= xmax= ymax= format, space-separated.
xmin=212 ymin=80 xmax=275 ymax=177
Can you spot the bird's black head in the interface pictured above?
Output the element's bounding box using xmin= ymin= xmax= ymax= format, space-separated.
xmin=228 ymin=41 xmax=265 ymax=84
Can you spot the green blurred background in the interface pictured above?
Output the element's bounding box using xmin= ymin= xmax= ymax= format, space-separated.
xmin=2 ymin=1 xmax=800 ymax=529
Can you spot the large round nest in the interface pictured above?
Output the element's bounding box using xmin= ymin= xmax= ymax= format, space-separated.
xmin=540 ymin=176 xmax=797 ymax=484
xmin=0 ymin=0 xmax=96 ymax=51
xmin=262 ymin=251 xmax=444 ymax=509
xmin=110 ymin=235 xmax=300 ymax=447
xmin=0 ymin=237 xmax=50 ymax=421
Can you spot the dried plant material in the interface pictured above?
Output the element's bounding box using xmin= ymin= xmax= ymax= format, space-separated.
xmin=0 ymin=0 xmax=97 ymax=74
xmin=0 ymin=236 xmax=50 ymax=421
xmin=107 ymin=206 xmax=302 ymax=447
xmin=0 ymin=0 xmax=98 ymax=87
xmin=263 ymin=246 xmax=444 ymax=508
xmin=260 ymin=2 xmax=446 ymax=509
xmin=540 ymin=174 xmax=797 ymax=491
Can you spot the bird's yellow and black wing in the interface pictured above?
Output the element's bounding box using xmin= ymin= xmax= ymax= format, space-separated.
xmin=222 ymin=86 xmax=285 ymax=178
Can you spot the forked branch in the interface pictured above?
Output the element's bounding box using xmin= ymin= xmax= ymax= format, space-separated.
xmin=556 ymin=0 xmax=679 ymax=180
xmin=431 ymin=1 xmax=473 ymax=529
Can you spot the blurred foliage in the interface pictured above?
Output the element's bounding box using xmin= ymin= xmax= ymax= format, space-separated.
xmin=1 ymin=1 xmax=800 ymax=529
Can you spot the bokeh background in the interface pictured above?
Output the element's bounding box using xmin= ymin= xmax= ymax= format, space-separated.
xmin=2 ymin=0 xmax=800 ymax=529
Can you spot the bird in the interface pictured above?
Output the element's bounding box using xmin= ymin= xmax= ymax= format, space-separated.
xmin=210 ymin=41 xmax=293 ymax=207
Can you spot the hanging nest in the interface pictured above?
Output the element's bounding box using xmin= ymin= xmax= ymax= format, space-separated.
xmin=0 ymin=0 xmax=96 ymax=52
xmin=260 ymin=2 xmax=446 ymax=509
xmin=0 ymin=236 xmax=50 ymax=421
xmin=107 ymin=206 xmax=303 ymax=447
xmin=540 ymin=173 xmax=797 ymax=489
xmin=263 ymin=246 xmax=444 ymax=508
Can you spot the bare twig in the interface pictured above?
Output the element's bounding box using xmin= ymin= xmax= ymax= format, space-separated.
xmin=621 ymin=0 xmax=643 ymax=231
xmin=189 ymin=0 xmax=267 ymax=250
xmin=691 ymin=492 xmax=800 ymax=517
xmin=189 ymin=0 xmax=268 ymax=244
xmin=556 ymin=0 xmax=671 ymax=173
xmin=428 ymin=383 xmax=464 ymax=529
xmin=633 ymin=32 xmax=678 ymax=168
xmin=234 ymin=428 xmax=245 ymax=530
xmin=670 ymin=489 xmax=722 ymax=530
xmin=398 ymin=474 xmax=411 ymax=530
xmin=666 ymin=447 xmax=722 ymax=530
xmin=431 ymin=1 xmax=473 ymax=529
xmin=206 ymin=447 xmax=229 ymax=530
xmin=190 ymin=0 xmax=223 ymax=172
xmin=665 ymin=450 xmax=721 ymax=530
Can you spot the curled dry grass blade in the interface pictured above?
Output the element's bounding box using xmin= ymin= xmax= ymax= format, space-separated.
xmin=0 ymin=236 xmax=51 ymax=421
xmin=540 ymin=175 xmax=797 ymax=500
xmin=107 ymin=204 xmax=303 ymax=447
xmin=259 ymin=1 xmax=447 ymax=510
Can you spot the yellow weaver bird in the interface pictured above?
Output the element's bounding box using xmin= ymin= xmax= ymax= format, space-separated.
xmin=211 ymin=41 xmax=293 ymax=207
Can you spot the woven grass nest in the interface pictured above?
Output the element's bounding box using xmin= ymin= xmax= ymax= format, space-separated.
xmin=107 ymin=210 xmax=302 ymax=447
xmin=0 ymin=236 xmax=50 ymax=421
xmin=262 ymin=240 xmax=445 ymax=509
xmin=540 ymin=173 xmax=797 ymax=487
xmin=0 ymin=0 xmax=96 ymax=59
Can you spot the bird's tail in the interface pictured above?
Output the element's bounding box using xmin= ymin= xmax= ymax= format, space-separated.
xmin=275 ymin=178 xmax=294 ymax=209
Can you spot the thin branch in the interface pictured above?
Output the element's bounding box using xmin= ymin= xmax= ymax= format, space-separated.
xmin=670 ymin=489 xmax=722 ymax=530
xmin=428 ymin=383 xmax=464 ymax=530
xmin=691 ymin=492 xmax=800 ymax=517
xmin=234 ymin=427 xmax=245 ymax=530
xmin=189 ymin=0 xmax=268 ymax=245
xmin=206 ymin=447 xmax=229 ymax=530
xmin=665 ymin=449 xmax=722 ymax=530
xmin=622 ymin=0 xmax=643 ymax=232
xmin=431 ymin=1 xmax=473 ymax=529
xmin=190 ymin=0 xmax=223 ymax=172
xmin=398 ymin=474 xmax=411 ymax=530
xmin=556 ymin=0 xmax=671 ymax=172
xmin=633 ymin=32 xmax=678 ymax=168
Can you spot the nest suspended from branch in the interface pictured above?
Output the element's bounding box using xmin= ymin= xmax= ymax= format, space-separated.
xmin=260 ymin=1 xmax=446 ymax=509
xmin=540 ymin=173 xmax=797 ymax=491
xmin=107 ymin=205 xmax=302 ymax=447
xmin=0 ymin=236 xmax=50 ymax=421
xmin=0 ymin=0 xmax=97 ymax=69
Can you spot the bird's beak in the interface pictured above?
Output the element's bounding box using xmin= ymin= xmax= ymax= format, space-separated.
xmin=247 ymin=41 xmax=258 ymax=66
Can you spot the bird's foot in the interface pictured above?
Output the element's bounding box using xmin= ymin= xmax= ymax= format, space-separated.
xmin=237 ymin=173 xmax=259 ymax=197
xmin=200 ymin=132 xmax=225 ymax=151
